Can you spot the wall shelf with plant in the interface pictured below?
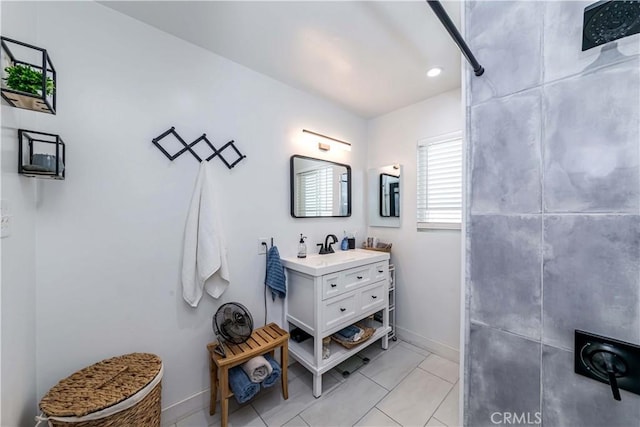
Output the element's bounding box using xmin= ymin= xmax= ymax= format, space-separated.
xmin=1 ymin=37 xmax=56 ymax=114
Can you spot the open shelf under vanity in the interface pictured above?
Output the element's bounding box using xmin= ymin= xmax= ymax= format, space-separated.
xmin=288 ymin=317 xmax=390 ymax=376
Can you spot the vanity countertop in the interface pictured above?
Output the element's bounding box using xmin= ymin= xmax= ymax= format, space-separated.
xmin=281 ymin=248 xmax=390 ymax=276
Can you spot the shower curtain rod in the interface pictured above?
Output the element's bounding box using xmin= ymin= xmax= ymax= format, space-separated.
xmin=427 ymin=0 xmax=485 ymax=77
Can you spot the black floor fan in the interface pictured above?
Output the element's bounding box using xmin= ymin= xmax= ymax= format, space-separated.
xmin=212 ymin=302 xmax=254 ymax=357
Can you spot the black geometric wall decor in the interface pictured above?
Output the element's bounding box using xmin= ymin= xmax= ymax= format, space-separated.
xmin=152 ymin=127 xmax=247 ymax=169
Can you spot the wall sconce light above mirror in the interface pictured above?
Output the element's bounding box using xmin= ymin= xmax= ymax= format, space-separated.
xmin=368 ymin=164 xmax=402 ymax=228
xmin=302 ymin=129 xmax=351 ymax=152
xmin=290 ymin=155 xmax=351 ymax=218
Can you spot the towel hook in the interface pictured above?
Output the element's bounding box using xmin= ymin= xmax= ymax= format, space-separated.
xmin=152 ymin=127 xmax=247 ymax=169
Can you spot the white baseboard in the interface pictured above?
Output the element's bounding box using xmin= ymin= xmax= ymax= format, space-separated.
xmin=396 ymin=326 xmax=460 ymax=362
xmin=161 ymin=390 xmax=210 ymax=426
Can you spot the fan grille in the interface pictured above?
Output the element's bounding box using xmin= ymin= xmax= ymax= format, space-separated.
xmin=213 ymin=302 xmax=253 ymax=345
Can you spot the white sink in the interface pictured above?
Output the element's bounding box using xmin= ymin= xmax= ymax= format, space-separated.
xmin=281 ymin=249 xmax=389 ymax=276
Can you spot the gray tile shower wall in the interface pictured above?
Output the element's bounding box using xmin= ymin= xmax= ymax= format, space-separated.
xmin=470 ymin=90 xmax=542 ymax=214
xmin=469 ymin=215 xmax=541 ymax=340
xmin=466 ymin=1 xmax=543 ymax=103
xmin=468 ymin=325 xmax=541 ymax=427
xmin=543 ymin=215 xmax=640 ymax=350
xmin=465 ymin=1 xmax=640 ymax=426
xmin=543 ymin=59 xmax=640 ymax=213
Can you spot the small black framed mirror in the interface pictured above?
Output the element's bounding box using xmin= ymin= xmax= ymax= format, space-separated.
xmin=290 ymin=155 xmax=351 ymax=218
xmin=368 ymin=164 xmax=401 ymax=228
xmin=380 ymin=173 xmax=400 ymax=217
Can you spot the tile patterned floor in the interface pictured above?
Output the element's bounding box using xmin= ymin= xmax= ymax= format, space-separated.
xmin=171 ymin=339 xmax=460 ymax=427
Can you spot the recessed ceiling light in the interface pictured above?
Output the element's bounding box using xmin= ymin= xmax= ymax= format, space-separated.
xmin=427 ymin=67 xmax=442 ymax=77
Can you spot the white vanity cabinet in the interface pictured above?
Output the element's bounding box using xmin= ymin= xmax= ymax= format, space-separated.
xmin=281 ymin=250 xmax=391 ymax=397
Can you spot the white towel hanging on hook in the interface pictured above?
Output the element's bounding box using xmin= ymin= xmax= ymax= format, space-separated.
xmin=181 ymin=161 xmax=230 ymax=307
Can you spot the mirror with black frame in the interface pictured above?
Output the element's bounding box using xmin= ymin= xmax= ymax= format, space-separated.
xmin=380 ymin=173 xmax=400 ymax=217
xmin=368 ymin=164 xmax=401 ymax=227
xmin=290 ymin=155 xmax=351 ymax=218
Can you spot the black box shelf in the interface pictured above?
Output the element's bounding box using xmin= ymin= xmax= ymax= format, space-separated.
xmin=18 ymin=129 xmax=65 ymax=180
xmin=1 ymin=37 xmax=56 ymax=114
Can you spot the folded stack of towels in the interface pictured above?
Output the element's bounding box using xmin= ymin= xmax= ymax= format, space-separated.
xmin=262 ymin=354 xmax=282 ymax=388
xmin=241 ymin=355 xmax=273 ymax=382
xmin=227 ymin=354 xmax=282 ymax=404
xmin=334 ymin=324 xmax=364 ymax=342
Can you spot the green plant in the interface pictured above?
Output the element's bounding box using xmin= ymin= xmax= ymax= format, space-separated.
xmin=4 ymin=64 xmax=54 ymax=96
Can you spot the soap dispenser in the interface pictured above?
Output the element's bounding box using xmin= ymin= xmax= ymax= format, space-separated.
xmin=297 ymin=234 xmax=307 ymax=258
xmin=341 ymin=231 xmax=349 ymax=251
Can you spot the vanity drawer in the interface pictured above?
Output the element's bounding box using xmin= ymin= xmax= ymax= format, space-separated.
xmin=322 ymin=293 xmax=357 ymax=331
xmin=372 ymin=262 xmax=388 ymax=282
xmin=360 ymin=282 xmax=386 ymax=313
xmin=321 ymin=264 xmax=374 ymax=300
xmin=343 ymin=265 xmax=373 ymax=292
xmin=322 ymin=273 xmax=343 ymax=299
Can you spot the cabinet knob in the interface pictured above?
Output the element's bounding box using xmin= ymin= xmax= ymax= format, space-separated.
xmin=330 ymin=283 xmax=337 ymax=288
xmin=378 ymin=269 xmax=384 ymax=273
xmin=357 ymin=276 xmax=363 ymax=280
xmin=340 ymin=307 xmax=346 ymax=312
xmin=371 ymin=295 xmax=378 ymax=299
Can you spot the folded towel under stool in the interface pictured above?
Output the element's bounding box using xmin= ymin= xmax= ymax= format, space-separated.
xmin=262 ymin=354 xmax=282 ymax=388
xmin=241 ymin=355 xmax=273 ymax=383
xmin=228 ymin=366 xmax=260 ymax=404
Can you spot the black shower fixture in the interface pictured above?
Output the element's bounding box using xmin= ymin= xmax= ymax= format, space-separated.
xmin=582 ymin=0 xmax=640 ymax=51
xmin=575 ymin=330 xmax=640 ymax=401
xmin=427 ymin=0 xmax=484 ymax=76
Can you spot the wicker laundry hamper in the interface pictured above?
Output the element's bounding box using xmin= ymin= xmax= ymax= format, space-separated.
xmin=36 ymin=353 xmax=162 ymax=427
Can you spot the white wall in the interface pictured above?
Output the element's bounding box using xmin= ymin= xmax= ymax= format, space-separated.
xmin=1 ymin=3 xmax=41 ymax=426
xmin=2 ymin=2 xmax=367 ymax=424
xmin=1 ymin=113 xmax=39 ymax=427
xmin=366 ymin=89 xmax=462 ymax=361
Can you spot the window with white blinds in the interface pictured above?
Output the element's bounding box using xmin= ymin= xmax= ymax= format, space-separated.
xmin=417 ymin=132 xmax=463 ymax=230
xmin=295 ymin=166 xmax=333 ymax=217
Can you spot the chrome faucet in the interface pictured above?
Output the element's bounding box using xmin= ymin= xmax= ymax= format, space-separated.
xmin=317 ymin=234 xmax=338 ymax=254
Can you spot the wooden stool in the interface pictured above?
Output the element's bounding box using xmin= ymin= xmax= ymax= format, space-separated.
xmin=206 ymin=323 xmax=289 ymax=427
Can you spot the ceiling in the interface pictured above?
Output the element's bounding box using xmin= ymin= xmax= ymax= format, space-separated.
xmin=101 ymin=1 xmax=462 ymax=118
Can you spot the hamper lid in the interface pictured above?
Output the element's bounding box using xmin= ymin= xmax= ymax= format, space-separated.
xmin=40 ymin=352 xmax=162 ymax=417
